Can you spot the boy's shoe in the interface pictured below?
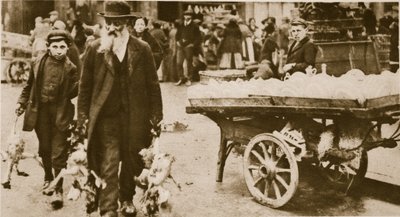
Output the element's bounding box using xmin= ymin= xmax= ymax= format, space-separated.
xmin=120 ymin=201 xmax=136 ymax=217
xmin=185 ymin=80 xmax=192 ymax=86
xmin=42 ymin=181 xmax=54 ymax=196
xmin=101 ymin=211 xmax=118 ymax=217
xmin=50 ymin=191 xmax=63 ymax=210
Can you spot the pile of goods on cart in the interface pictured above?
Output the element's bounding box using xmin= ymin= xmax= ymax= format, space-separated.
xmin=188 ymin=67 xmax=400 ymax=108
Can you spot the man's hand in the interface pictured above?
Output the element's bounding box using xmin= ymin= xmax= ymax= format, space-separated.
xmin=283 ymin=63 xmax=296 ymax=73
xmin=15 ymin=103 xmax=25 ymax=116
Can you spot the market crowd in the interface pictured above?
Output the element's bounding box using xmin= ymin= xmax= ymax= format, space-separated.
xmin=29 ymin=2 xmax=399 ymax=86
xmin=11 ymin=1 xmax=400 ymax=217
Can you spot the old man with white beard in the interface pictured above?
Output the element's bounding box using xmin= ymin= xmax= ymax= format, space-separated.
xmin=77 ymin=1 xmax=163 ymax=217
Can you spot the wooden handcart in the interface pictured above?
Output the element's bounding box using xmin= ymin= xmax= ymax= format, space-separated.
xmin=1 ymin=31 xmax=32 ymax=83
xmin=186 ymin=94 xmax=400 ymax=208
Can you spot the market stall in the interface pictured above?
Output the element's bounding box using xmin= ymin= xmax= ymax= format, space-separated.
xmin=186 ymin=69 xmax=400 ymax=208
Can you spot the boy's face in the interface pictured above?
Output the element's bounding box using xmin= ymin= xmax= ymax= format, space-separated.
xmin=48 ymin=40 xmax=69 ymax=60
xmin=291 ymin=25 xmax=308 ymax=42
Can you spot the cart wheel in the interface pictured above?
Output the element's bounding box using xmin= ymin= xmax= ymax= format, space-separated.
xmin=243 ymin=133 xmax=298 ymax=208
xmin=318 ymin=149 xmax=368 ymax=189
xmin=6 ymin=60 xmax=31 ymax=84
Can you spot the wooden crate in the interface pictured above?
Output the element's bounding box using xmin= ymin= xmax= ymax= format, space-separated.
xmin=314 ymin=41 xmax=380 ymax=76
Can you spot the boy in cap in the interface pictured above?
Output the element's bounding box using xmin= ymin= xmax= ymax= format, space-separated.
xmin=16 ymin=29 xmax=79 ymax=210
xmin=282 ymin=18 xmax=317 ymax=75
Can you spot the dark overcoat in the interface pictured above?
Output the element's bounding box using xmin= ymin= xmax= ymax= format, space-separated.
xmin=132 ymin=30 xmax=164 ymax=69
xmin=77 ymin=36 xmax=163 ymax=172
xmin=18 ymin=53 xmax=78 ymax=132
xmin=218 ymin=25 xmax=243 ymax=56
xmin=286 ymin=36 xmax=318 ymax=74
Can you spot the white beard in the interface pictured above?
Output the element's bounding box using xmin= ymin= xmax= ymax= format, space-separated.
xmin=97 ymin=29 xmax=115 ymax=53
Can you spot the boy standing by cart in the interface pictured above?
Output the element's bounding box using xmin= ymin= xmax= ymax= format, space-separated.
xmin=15 ymin=29 xmax=79 ymax=210
xmin=283 ymin=18 xmax=317 ymax=75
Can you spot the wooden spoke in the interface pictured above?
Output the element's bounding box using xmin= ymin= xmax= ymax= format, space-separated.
xmin=253 ymin=177 xmax=263 ymax=187
xmin=274 ymin=154 xmax=284 ymax=165
xmin=264 ymin=179 xmax=271 ymax=197
xmin=272 ymin=180 xmax=282 ymax=199
xmin=259 ymin=142 xmax=270 ymax=159
xmin=271 ymin=144 xmax=277 ymax=161
xmin=276 ymin=167 xmax=291 ymax=173
xmin=248 ymin=165 xmax=259 ymax=171
xmin=251 ymin=150 xmax=265 ymax=164
xmin=346 ymin=164 xmax=359 ymax=174
xmin=275 ymin=174 xmax=289 ymax=190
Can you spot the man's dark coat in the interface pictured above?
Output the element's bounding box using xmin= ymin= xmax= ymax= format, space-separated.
xmin=77 ymin=36 xmax=163 ymax=172
xmin=18 ymin=53 xmax=78 ymax=132
xmin=286 ymin=36 xmax=318 ymax=74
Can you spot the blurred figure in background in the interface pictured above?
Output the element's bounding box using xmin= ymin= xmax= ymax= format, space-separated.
xmin=70 ymin=20 xmax=87 ymax=53
xmin=131 ymin=17 xmax=163 ymax=70
xmin=248 ymin=18 xmax=258 ymax=35
xmin=238 ymin=18 xmax=255 ymax=63
xmin=255 ymin=23 xmax=280 ymax=79
xmin=261 ymin=17 xmax=279 ymax=43
xmin=30 ymin=17 xmax=51 ymax=60
xmin=162 ymin=19 xmax=180 ymax=82
xmin=76 ymin=0 xmax=91 ymax=24
xmin=248 ymin=18 xmax=263 ymax=63
xmin=218 ymin=18 xmax=244 ymax=69
xmin=362 ymin=5 xmax=377 ymax=36
xmin=150 ymin=21 xmax=168 ymax=54
xmin=175 ymin=9 xmax=201 ymax=86
xmin=49 ymin=10 xmax=59 ymax=27
xmin=278 ymin=17 xmax=291 ymax=54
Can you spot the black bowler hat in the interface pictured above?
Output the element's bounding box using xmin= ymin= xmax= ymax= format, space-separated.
xmin=183 ymin=8 xmax=194 ymax=16
xmin=98 ymin=0 xmax=137 ymax=18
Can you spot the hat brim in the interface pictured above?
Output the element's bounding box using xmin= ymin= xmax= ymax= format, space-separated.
xmin=98 ymin=12 xmax=138 ymax=18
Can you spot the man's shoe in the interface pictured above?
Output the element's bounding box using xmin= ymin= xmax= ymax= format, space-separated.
xmin=174 ymin=80 xmax=184 ymax=86
xmin=50 ymin=191 xmax=63 ymax=210
xmin=185 ymin=80 xmax=192 ymax=86
xmin=120 ymin=201 xmax=136 ymax=217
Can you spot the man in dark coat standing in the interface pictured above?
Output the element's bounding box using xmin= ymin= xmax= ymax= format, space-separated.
xmin=16 ymin=30 xmax=79 ymax=209
xmin=175 ymin=9 xmax=201 ymax=86
xmin=77 ymin=1 xmax=163 ymax=217
xmin=283 ymin=18 xmax=317 ymax=75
